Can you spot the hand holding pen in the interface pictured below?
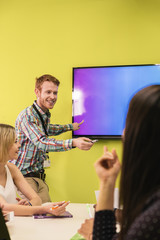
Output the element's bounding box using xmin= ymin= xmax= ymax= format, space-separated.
xmin=43 ymin=201 xmax=70 ymax=216
xmin=16 ymin=198 xmax=32 ymax=206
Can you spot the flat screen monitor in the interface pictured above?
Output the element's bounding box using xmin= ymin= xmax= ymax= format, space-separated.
xmin=72 ymin=64 xmax=160 ymax=139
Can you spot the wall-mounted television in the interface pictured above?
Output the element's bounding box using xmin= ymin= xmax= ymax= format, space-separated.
xmin=72 ymin=64 xmax=160 ymax=139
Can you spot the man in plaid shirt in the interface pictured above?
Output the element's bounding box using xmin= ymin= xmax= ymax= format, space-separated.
xmin=10 ymin=74 xmax=93 ymax=203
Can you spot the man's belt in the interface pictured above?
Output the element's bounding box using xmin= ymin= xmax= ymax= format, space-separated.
xmin=24 ymin=171 xmax=46 ymax=181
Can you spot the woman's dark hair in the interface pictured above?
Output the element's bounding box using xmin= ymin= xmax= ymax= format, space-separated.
xmin=119 ymin=85 xmax=160 ymax=239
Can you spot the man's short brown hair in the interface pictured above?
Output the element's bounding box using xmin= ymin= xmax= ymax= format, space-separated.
xmin=35 ymin=74 xmax=60 ymax=90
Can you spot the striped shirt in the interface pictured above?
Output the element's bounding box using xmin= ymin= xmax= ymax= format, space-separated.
xmin=10 ymin=101 xmax=73 ymax=175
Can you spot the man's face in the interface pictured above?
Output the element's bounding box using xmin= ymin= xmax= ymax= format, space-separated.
xmin=35 ymin=81 xmax=58 ymax=112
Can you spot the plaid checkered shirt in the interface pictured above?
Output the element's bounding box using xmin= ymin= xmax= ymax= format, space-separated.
xmin=10 ymin=101 xmax=73 ymax=175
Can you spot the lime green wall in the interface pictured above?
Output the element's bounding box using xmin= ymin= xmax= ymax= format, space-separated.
xmin=0 ymin=0 xmax=160 ymax=203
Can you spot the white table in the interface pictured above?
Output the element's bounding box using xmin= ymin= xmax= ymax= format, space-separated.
xmin=6 ymin=203 xmax=95 ymax=240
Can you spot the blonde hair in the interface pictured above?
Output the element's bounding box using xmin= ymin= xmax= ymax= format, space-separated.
xmin=0 ymin=124 xmax=15 ymax=163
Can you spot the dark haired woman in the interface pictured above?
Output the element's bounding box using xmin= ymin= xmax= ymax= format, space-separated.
xmin=93 ymin=85 xmax=160 ymax=239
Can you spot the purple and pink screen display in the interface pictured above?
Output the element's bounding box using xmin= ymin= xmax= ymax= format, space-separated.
xmin=72 ymin=65 xmax=160 ymax=137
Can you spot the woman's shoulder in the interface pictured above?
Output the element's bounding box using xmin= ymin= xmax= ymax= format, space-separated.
xmin=142 ymin=189 xmax=160 ymax=219
xmin=6 ymin=162 xmax=19 ymax=177
xmin=127 ymin=190 xmax=160 ymax=239
xmin=7 ymin=162 xmax=18 ymax=170
xmin=145 ymin=188 xmax=160 ymax=207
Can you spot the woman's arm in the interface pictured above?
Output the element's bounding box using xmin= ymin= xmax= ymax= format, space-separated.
xmin=0 ymin=195 xmax=69 ymax=216
xmin=94 ymin=146 xmax=121 ymax=211
xmin=7 ymin=162 xmax=42 ymax=206
xmin=92 ymin=146 xmax=121 ymax=240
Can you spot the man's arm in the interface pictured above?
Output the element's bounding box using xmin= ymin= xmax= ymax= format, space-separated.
xmin=48 ymin=120 xmax=84 ymax=136
xmin=19 ymin=116 xmax=93 ymax=152
xmin=72 ymin=137 xmax=93 ymax=150
xmin=48 ymin=123 xmax=73 ymax=136
xmin=20 ymin=118 xmax=73 ymax=152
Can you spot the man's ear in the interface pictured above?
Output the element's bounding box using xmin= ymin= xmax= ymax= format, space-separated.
xmin=35 ymin=88 xmax=40 ymax=98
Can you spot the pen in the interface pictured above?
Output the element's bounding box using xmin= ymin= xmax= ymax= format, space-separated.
xmin=28 ymin=201 xmax=32 ymax=206
xmin=51 ymin=205 xmax=59 ymax=210
xmin=50 ymin=201 xmax=69 ymax=211
xmin=91 ymin=140 xmax=98 ymax=143
xmin=86 ymin=204 xmax=92 ymax=218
